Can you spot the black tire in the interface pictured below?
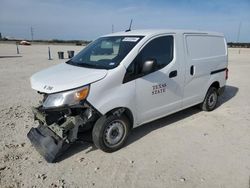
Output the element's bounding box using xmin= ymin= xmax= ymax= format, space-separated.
xmin=92 ymin=114 xmax=130 ymax=152
xmin=200 ymin=87 xmax=218 ymax=111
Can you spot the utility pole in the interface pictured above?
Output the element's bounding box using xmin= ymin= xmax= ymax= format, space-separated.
xmin=30 ymin=27 xmax=34 ymax=41
xmin=112 ymin=24 xmax=114 ymax=33
xmin=16 ymin=43 xmax=20 ymax=54
xmin=48 ymin=47 xmax=52 ymax=60
xmin=237 ymin=22 xmax=242 ymax=54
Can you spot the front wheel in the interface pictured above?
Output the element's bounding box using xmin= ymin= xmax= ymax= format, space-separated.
xmin=200 ymin=87 xmax=218 ymax=111
xmin=92 ymin=114 xmax=130 ymax=152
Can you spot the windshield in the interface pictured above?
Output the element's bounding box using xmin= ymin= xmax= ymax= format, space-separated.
xmin=67 ymin=36 xmax=144 ymax=69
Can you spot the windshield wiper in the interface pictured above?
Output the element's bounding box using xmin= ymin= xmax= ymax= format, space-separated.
xmin=66 ymin=59 xmax=76 ymax=65
xmin=78 ymin=63 xmax=97 ymax=68
xmin=66 ymin=60 xmax=99 ymax=69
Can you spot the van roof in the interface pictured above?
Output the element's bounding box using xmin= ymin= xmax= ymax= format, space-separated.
xmin=104 ymin=29 xmax=224 ymax=37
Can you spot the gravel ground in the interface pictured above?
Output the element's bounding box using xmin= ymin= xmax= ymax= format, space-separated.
xmin=0 ymin=43 xmax=249 ymax=188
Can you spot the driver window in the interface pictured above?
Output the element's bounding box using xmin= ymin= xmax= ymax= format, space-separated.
xmin=123 ymin=35 xmax=174 ymax=83
xmin=138 ymin=35 xmax=173 ymax=71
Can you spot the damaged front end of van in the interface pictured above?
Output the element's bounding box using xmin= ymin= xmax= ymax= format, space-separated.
xmin=27 ymin=85 xmax=101 ymax=163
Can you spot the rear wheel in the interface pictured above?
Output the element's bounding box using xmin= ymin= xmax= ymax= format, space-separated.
xmin=92 ymin=114 xmax=130 ymax=152
xmin=200 ymin=87 xmax=218 ymax=111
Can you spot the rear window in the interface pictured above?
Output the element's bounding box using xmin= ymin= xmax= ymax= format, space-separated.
xmin=185 ymin=35 xmax=226 ymax=60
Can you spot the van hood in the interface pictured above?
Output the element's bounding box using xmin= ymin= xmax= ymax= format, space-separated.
xmin=30 ymin=63 xmax=107 ymax=93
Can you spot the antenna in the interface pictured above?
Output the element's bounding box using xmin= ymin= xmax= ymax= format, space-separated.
xmin=125 ymin=19 xmax=133 ymax=32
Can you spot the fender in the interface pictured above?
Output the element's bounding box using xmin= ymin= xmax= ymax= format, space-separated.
xmin=202 ymin=70 xmax=226 ymax=100
xmin=87 ymin=66 xmax=137 ymax=127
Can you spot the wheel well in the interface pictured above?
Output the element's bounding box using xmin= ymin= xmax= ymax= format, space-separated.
xmin=210 ymin=81 xmax=220 ymax=90
xmin=105 ymin=107 xmax=134 ymax=128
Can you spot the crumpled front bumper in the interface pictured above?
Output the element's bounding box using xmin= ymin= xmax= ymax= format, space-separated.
xmin=27 ymin=107 xmax=81 ymax=163
xmin=31 ymin=107 xmax=77 ymax=140
xmin=28 ymin=101 xmax=100 ymax=162
xmin=27 ymin=125 xmax=68 ymax=163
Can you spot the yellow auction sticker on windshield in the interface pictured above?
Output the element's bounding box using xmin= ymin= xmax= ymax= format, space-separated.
xmin=122 ymin=37 xmax=140 ymax=42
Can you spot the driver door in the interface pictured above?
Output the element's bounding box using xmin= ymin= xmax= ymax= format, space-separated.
xmin=124 ymin=35 xmax=183 ymax=125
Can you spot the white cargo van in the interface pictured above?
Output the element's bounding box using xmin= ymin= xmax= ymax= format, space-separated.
xmin=28 ymin=29 xmax=228 ymax=162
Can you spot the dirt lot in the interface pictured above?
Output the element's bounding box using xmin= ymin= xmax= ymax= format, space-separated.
xmin=0 ymin=43 xmax=249 ymax=188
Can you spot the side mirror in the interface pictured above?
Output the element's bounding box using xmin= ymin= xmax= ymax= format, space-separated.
xmin=141 ymin=59 xmax=156 ymax=74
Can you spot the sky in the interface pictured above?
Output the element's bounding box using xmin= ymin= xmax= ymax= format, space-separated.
xmin=0 ymin=0 xmax=250 ymax=42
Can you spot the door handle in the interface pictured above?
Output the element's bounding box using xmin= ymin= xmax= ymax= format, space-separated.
xmin=169 ymin=70 xmax=177 ymax=78
xmin=190 ymin=65 xmax=195 ymax=76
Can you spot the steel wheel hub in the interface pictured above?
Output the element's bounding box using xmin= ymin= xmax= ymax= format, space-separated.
xmin=104 ymin=120 xmax=125 ymax=147
xmin=208 ymin=92 xmax=217 ymax=107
